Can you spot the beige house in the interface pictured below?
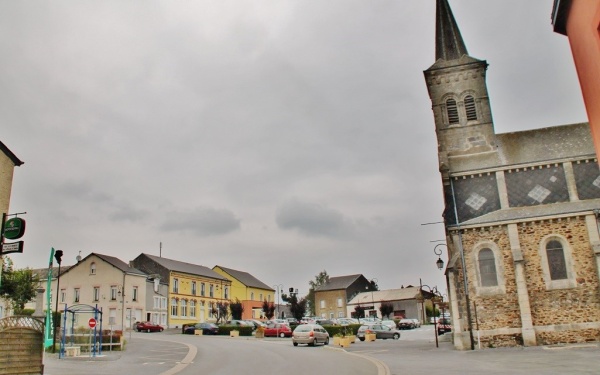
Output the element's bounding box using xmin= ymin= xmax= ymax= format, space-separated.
xmin=346 ymin=287 xmax=428 ymax=322
xmin=44 ymin=253 xmax=148 ymax=331
xmin=314 ymin=274 xmax=371 ymax=319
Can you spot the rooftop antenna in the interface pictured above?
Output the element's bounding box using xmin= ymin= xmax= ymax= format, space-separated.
xmin=159 ymin=242 xmax=162 ymax=258
xmin=76 ymin=251 xmax=82 ymax=262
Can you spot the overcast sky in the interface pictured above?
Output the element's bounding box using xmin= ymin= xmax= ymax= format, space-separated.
xmin=1 ymin=1 xmax=587 ymax=296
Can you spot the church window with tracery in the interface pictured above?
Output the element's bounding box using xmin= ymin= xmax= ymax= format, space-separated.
xmin=546 ymin=240 xmax=567 ymax=280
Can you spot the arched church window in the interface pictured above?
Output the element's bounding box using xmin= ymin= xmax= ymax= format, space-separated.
xmin=546 ymin=240 xmax=567 ymax=280
xmin=446 ymin=98 xmax=459 ymax=124
xmin=478 ymin=248 xmax=498 ymax=287
xmin=464 ymin=95 xmax=477 ymax=120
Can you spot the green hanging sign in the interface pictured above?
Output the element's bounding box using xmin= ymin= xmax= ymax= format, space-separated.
xmin=4 ymin=217 xmax=25 ymax=240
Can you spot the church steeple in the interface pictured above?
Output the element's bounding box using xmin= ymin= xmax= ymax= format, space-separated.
xmin=435 ymin=0 xmax=468 ymax=61
xmin=424 ymin=0 xmax=497 ymax=174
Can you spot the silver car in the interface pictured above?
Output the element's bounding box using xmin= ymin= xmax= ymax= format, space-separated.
xmin=292 ymin=324 xmax=330 ymax=346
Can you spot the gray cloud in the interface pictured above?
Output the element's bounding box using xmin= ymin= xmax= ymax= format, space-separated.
xmin=160 ymin=207 xmax=241 ymax=237
xmin=276 ymin=199 xmax=349 ymax=237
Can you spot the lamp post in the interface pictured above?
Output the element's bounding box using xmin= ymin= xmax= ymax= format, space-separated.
xmin=434 ymin=244 xmax=445 ymax=270
xmin=52 ymin=250 xmax=63 ymax=353
xmin=420 ymin=283 xmax=442 ymax=348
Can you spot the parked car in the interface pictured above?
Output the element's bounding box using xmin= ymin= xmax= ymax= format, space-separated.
xmin=244 ymin=320 xmax=265 ymax=330
xmin=183 ymin=322 xmax=219 ymax=335
xmin=360 ymin=317 xmax=381 ymax=324
xmin=226 ymin=320 xmax=251 ymax=327
xmin=286 ymin=317 xmax=298 ymax=325
xmin=410 ymin=318 xmax=421 ymax=328
xmin=437 ymin=318 xmax=452 ymax=335
xmin=264 ymin=323 xmax=292 ymax=338
xmin=135 ymin=321 xmax=164 ymax=332
xmin=381 ymin=320 xmax=397 ymax=329
xmin=292 ymin=324 xmax=330 ymax=346
xmin=315 ymin=319 xmax=335 ymax=326
xmin=397 ymin=319 xmax=416 ymax=330
xmin=336 ymin=318 xmax=359 ymax=325
xmin=265 ymin=319 xmax=289 ymax=327
xmin=357 ymin=324 xmax=401 ymax=341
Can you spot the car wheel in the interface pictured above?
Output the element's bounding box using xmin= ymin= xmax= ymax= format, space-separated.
xmin=160 ymin=328 xmax=164 ymax=332
xmin=293 ymin=342 xmax=298 ymax=347
xmin=359 ymin=338 xmax=365 ymax=341
xmin=279 ymin=332 xmax=285 ymax=338
xmin=147 ymin=329 xmax=151 ymax=333
xmin=393 ymin=333 xmax=400 ymax=340
xmin=324 ymin=337 xmax=329 ymax=345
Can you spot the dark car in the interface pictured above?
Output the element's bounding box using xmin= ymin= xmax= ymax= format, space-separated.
xmin=437 ymin=318 xmax=452 ymax=335
xmin=315 ymin=319 xmax=336 ymax=326
xmin=357 ymin=324 xmax=401 ymax=341
xmin=135 ymin=321 xmax=164 ymax=332
xmin=183 ymin=322 xmax=219 ymax=335
xmin=397 ymin=319 xmax=416 ymax=330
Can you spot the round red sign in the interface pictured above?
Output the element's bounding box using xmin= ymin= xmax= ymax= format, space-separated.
xmin=88 ymin=318 xmax=97 ymax=329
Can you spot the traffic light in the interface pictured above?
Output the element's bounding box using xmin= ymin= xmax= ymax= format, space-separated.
xmin=54 ymin=250 xmax=63 ymax=265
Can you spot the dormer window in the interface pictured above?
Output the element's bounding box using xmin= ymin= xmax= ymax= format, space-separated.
xmin=464 ymin=95 xmax=477 ymax=120
xmin=90 ymin=262 xmax=96 ymax=275
xmin=446 ymin=98 xmax=459 ymax=124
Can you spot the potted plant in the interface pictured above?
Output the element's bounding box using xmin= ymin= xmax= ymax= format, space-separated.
xmin=333 ymin=333 xmax=343 ymax=346
xmin=255 ymin=326 xmax=265 ymax=339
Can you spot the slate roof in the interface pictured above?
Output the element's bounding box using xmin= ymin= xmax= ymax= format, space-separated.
xmin=58 ymin=252 xmax=147 ymax=278
xmin=435 ymin=0 xmax=468 ymax=62
xmin=31 ymin=265 xmax=73 ymax=280
xmin=315 ymin=274 xmax=363 ymax=292
xmin=141 ymin=253 xmax=228 ymax=281
xmin=347 ymin=287 xmax=422 ymax=305
xmin=456 ymin=198 xmax=600 ymax=228
xmin=215 ymin=266 xmax=273 ymax=291
xmin=450 ymin=123 xmax=595 ymax=173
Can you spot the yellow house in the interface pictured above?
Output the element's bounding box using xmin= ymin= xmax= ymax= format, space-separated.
xmin=132 ymin=253 xmax=230 ymax=328
xmin=213 ymin=266 xmax=274 ymax=320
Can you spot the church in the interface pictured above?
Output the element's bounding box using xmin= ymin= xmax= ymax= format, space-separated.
xmin=426 ymin=1 xmax=600 ymax=348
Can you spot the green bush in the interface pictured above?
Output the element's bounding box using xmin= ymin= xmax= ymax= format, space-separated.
xmin=218 ymin=325 xmax=253 ymax=336
xmin=322 ymin=324 xmax=360 ymax=337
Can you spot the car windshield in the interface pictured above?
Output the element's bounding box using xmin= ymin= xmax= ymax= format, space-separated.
xmin=294 ymin=325 xmax=311 ymax=332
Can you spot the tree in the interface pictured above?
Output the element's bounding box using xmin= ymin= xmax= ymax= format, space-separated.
xmin=307 ymin=270 xmax=329 ymax=315
xmin=289 ymin=294 xmax=307 ymax=322
xmin=211 ymin=302 xmax=230 ymax=324
xmin=0 ymin=257 xmax=38 ymax=315
xmin=379 ymin=302 xmax=394 ymax=319
xmin=262 ymin=300 xmax=275 ymax=320
xmin=230 ymin=298 xmax=244 ymax=320
xmin=354 ymin=304 xmax=366 ymax=320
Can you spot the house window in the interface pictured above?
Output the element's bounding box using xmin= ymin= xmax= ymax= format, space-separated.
xmin=464 ymin=95 xmax=477 ymax=120
xmin=90 ymin=262 xmax=96 ymax=275
xmin=201 ymin=283 xmax=206 ymax=296
xmin=192 ymin=281 xmax=197 ymax=296
xmin=190 ymin=300 xmax=196 ymax=317
xmin=210 ymin=285 xmax=214 ymax=298
xmin=337 ymin=298 xmax=343 ymax=308
xmin=154 ymin=296 xmax=160 ymax=309
xmin=259 ymin=293 xmax=263 ymax=301
xmin=224 ymin=287 xmax=229 ymax=299
xmin=111 ymin=286 xmax=118 ymax=301
xmin=93 ymin=287 xmax=100 ymax=302
xmin=446 ymin=98 xmax=459 ymax=124
xmin=478 ymin=248 xmax=498 ymax=287
xmin=132 ymin=286 xmax=138 ymax=302
xmin=181 ymin=300 xmax=187 ymax=317
xmin=60 ymin=289 xmax=66 ymax=303
xmin=173 ymin=278 xmax=179 ymax=293
xmin=338 ymin=311 xmax=344 ymax=318
xmin=547 ymin=240 xmax=568 ymax=280
xmin=74 ymin=288 xmax=80 ymax=303
xmin=251 ymin=292 xmax=254 ymax=301
xmin=320 ymin=300 xmax=325 ymax=309
xmin=171 ymin=298 xmax=178 ymax=316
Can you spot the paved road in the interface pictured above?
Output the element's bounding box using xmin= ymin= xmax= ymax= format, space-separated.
xmin=44 ymin=326 xmax=600 ymax=375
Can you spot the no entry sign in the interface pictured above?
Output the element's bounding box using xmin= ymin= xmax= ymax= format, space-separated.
xmin=88 ymin=318 xmax=97 ymax=329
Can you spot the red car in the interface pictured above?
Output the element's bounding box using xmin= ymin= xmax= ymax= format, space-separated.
xmin=136 ymin=321 xmax=164 ymax=332
xmin=264 ymin=323 xmax=292 ymax=338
